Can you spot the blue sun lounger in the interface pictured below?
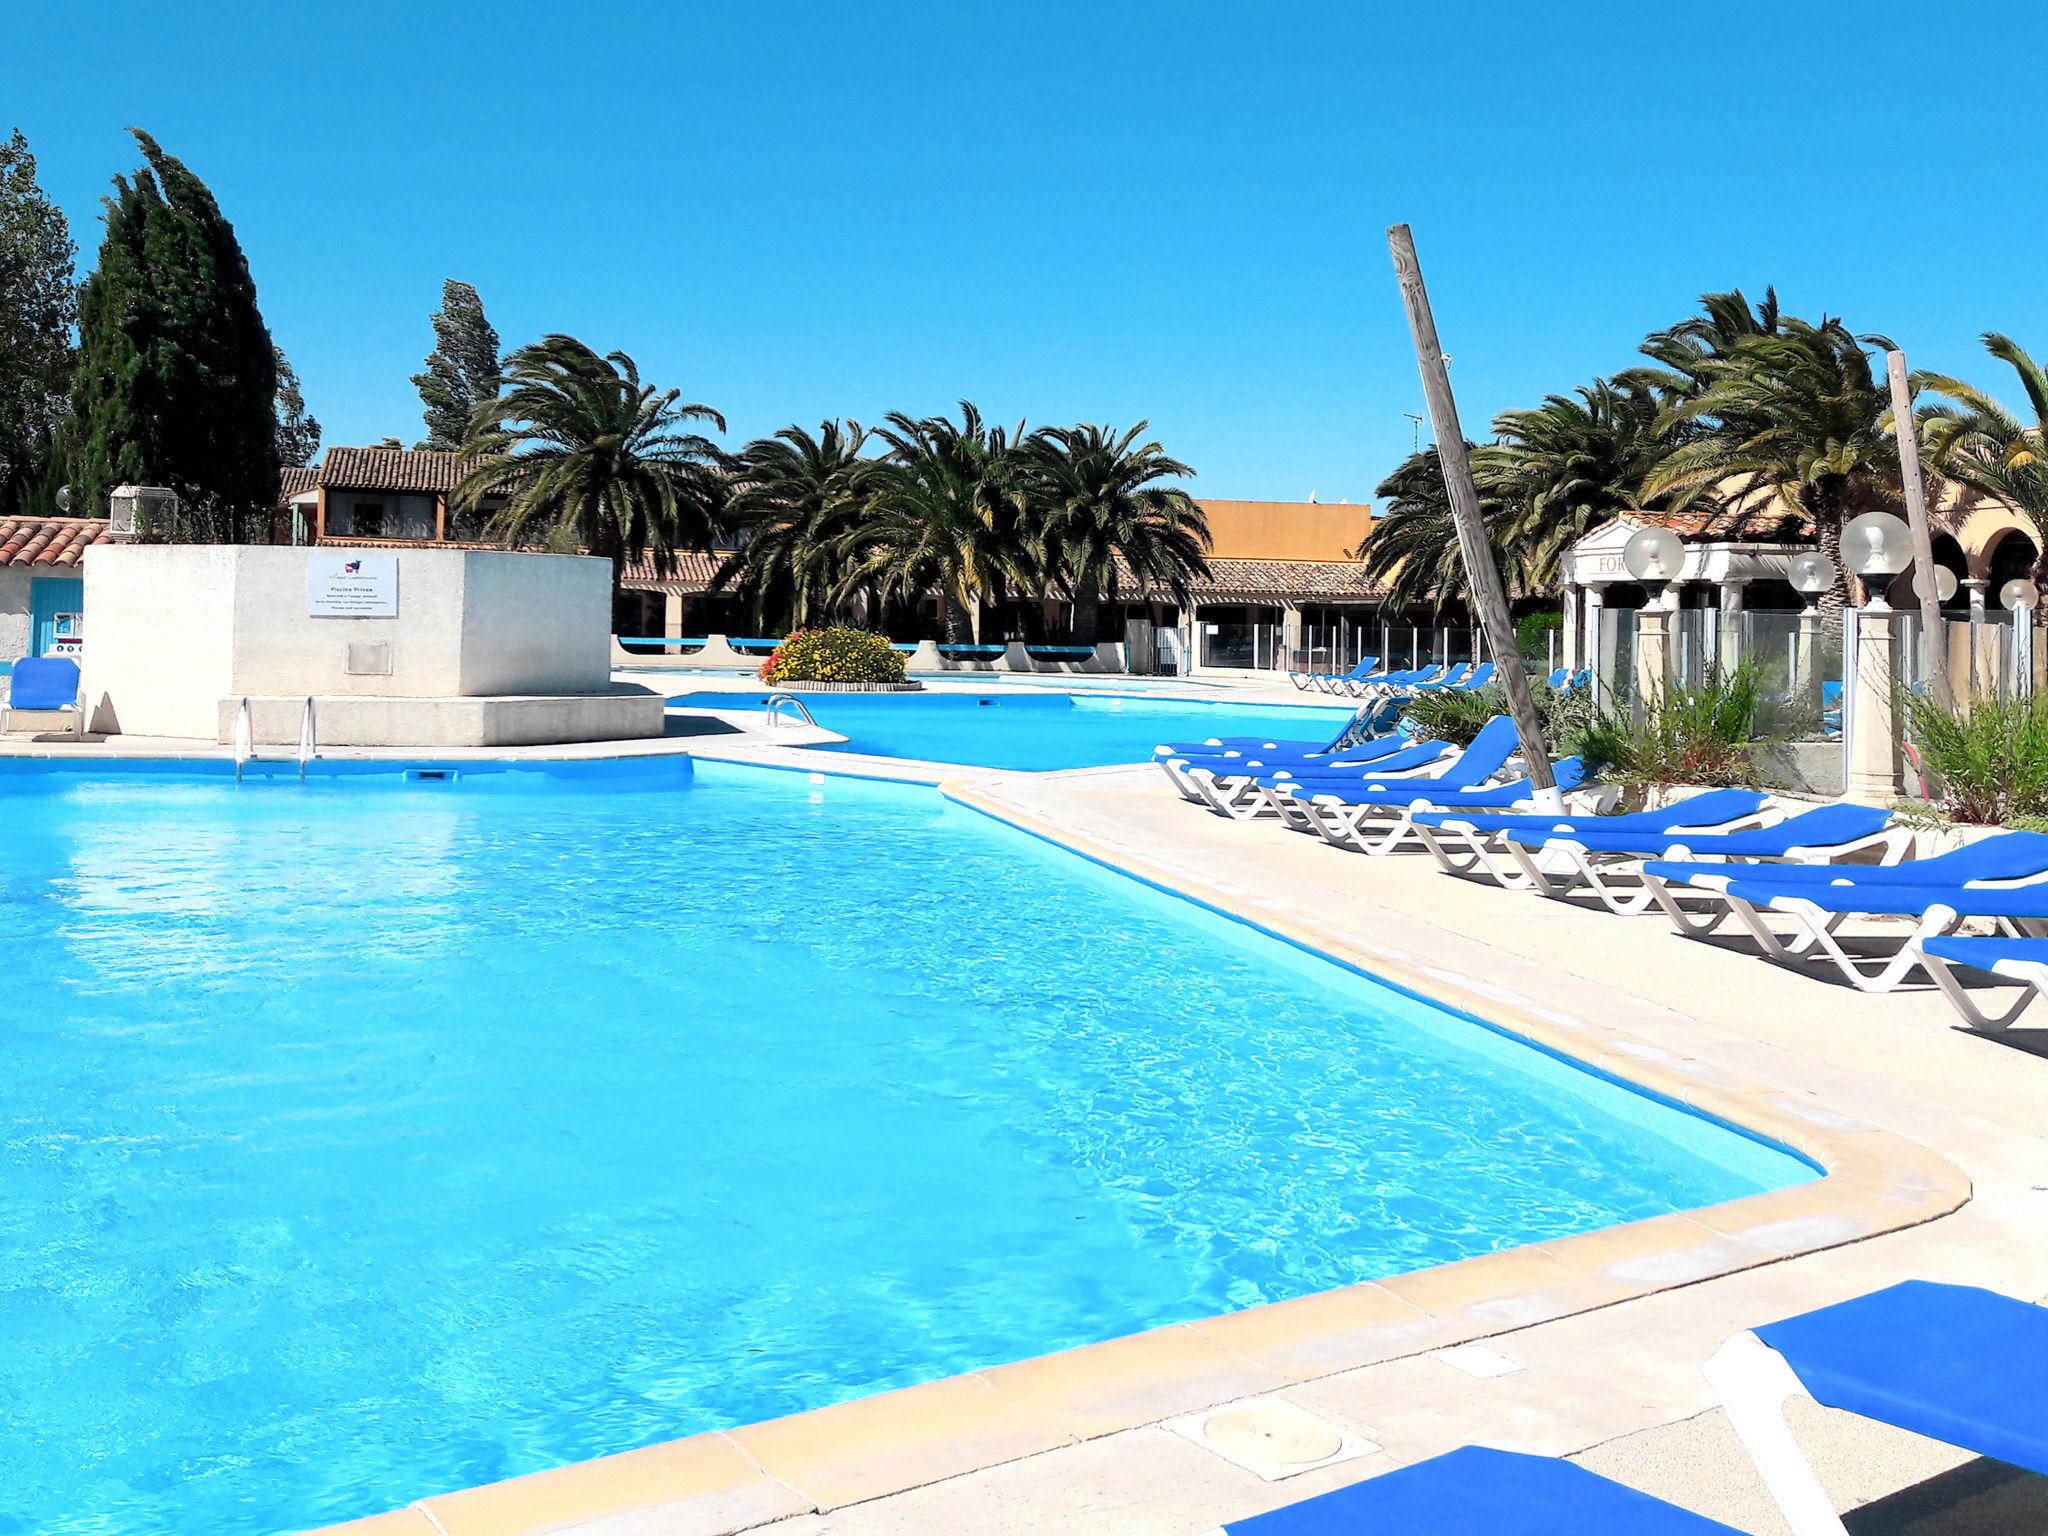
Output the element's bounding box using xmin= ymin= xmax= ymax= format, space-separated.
xmin=1179 ymin=736 xmax=1454 ymax=817
xmin=1644 ymin=830 xmax=2048 ymax=985
xmin=1706 ymin=1280 xmax=2048 ymax=1536
xmin=1914 ymin=935 xmax=2048 ymax=1031
xmin=1688 ymin=876 xmax=2048 ymax=993
xmin=1505 ymin=803 xmax=1902 ymax=916
xmin=4 ymin=655 xmax=83 ymax=731
xmin=1408 ymin=787 xmax=1772 ymax=887
xmin=1290 ymin=654 xmax=1380 ymax=693
xmin=1213 ymin=1444 xmax=1740 ymax=1536
xmin=1281 ymin=755 xmax=1587 ymax=855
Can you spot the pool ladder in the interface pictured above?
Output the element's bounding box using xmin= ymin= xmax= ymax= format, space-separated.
xmin=763 ymin=692 xmax=817 ymax=729
xmin=232 ymin=696 xmax=319 ymax=783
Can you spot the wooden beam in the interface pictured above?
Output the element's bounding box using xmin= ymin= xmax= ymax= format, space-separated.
xmin=1888 ymin=349 xmax=1954 ymax=713
xmin=1387 ymin=223 xmax=1558 ymax=804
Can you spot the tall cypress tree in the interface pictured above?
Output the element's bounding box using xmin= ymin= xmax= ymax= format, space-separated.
xmin=411 ymin=279 xmax=501 ymax=450
xmin=0 ymin=128 xmax=77 ymax=518
xmin=64 ymin=129 xmax=278 ymax=541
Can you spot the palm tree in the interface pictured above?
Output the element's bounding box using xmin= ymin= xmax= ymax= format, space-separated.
xmin=1640 ymin=315 xmax=1900 ymax=618
xmin=842 ymin=402 xmax=1036 ymax=641
xmin=1362 ymin=446 xmax=1524 ymax=613
xmin=716 ymin=420 xmax=879 ymax=630
xmin=1621 ymin=287 xmax=1785 ymax=408
xmin=1487 ymin=379 xmax=1674 ymax=587
xmin=1030 ymin=422 xmax=1210 ymax=640
xmin=452 ymin=334 xmax=727 ymax=619
xmin=1917 ymin=334 xmax=2048 ymax=582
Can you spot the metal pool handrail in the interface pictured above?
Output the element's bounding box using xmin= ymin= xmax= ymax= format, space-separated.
xmin=297 ymin=697 xmax=318 ymax=783
xmin=233 ymin=697 xmax=253 ymax=784
xmin=763 ymin=693 xmax=818 ymax=729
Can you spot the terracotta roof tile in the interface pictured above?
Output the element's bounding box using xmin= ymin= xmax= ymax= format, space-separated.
xmin=0 ymin=515 xmax=113 ymax=569
xmin=277 ymin=465 xmax=319 ymax=506
xmin=319 ymin=446 xmax=467 ymax=494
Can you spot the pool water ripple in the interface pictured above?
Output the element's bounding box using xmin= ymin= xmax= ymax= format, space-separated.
xmin=0 ymin=760 xmax=1808 ymax=1534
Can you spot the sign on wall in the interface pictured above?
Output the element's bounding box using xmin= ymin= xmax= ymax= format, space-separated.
xmin=307 ymin=553 xmax=399 ymax=618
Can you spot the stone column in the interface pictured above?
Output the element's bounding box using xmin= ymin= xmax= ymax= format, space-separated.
xmin=1963 ymin=577 xmax=1988 ymax=696
xmin=1634 ymin=598 xmax=1672 ymax=714
xmin=1793 ymin=607 xmax=1824 ymax=718
xmin=1280 ymin=603 xmax=1304 ymax=673
xmin=663 ymin=591 xmax=686 ymax=641
xmin=1847 ymin=606 xmax=1904 ymax=799
xmin=1561 ymin=583 xmax=1583 ymax=672
xmin=1584 ymin=584 xmax=1609 ymax=697
xmin=1717 ymin=579 xmax=1745 ymax=676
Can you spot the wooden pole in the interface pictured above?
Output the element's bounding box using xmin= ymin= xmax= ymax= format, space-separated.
xmin=1387 ymin=224 xmax=1559 ymax=804
xmin=1888 ymin=349 xmax=1954 ymax=713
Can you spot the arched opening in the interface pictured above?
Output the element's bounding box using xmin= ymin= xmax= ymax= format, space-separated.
xmin=1987 ymin=529 xmax=2041 ymax=602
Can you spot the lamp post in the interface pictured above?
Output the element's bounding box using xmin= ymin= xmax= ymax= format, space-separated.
xmin=2001 ymin=578 xmax=2038 ymax=701
xmin=1788 ymin=551 xmax=1837 ymax=716
xmin=1841 ymin=511 xmax=1913 ymax=800
xmin=1623 ymin=526 xmax=1684 ymax=713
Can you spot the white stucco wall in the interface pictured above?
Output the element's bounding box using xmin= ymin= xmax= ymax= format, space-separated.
xmin=81 ymin=545 xmax=615 ymax=739
xmin=0 ymin=568 xmax=30 ymax=663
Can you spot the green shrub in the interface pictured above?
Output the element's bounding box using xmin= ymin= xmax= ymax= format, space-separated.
xmin=1515 ymin=611 xmax=1562 ymax=660
xmin=1903 ymin=689 xmax=2048 ymax=825
xmin=1576 ymin=664 xmax=1766 ymax=787
xmin=759 ymin=627 xmax=906 ymax=686
xmin=1404 ymin=671 xmax=1598 ymax=754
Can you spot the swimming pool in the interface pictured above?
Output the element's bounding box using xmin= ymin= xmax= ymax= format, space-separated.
xmin=669 ymin=688 xmax=1361 ymax=770
xmin=0 ymin=758 xmax=1811 ymax=1534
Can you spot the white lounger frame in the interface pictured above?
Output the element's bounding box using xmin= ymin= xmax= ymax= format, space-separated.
xmin=1913 ymin=944 xmax=2048 ymax=1031
xmin=1284 ymin=787 xmax=1554 ymax=857
xmin=1686 ymin=889 xmax=2048 ymax=993
xmin=1516 ymin=820 xmax=1909 ymax=916
xmin=1703 ymin=1331 xmax=1854 ymax=1536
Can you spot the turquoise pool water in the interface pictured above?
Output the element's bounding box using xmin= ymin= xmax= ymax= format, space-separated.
xmin=668 ymin=689 xmax=1359 ymax=770
xmin=0 ymin=758 xmax=1811 ymax=1534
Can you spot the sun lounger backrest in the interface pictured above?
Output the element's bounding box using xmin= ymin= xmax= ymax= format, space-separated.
xmin=1765 ymin=803 xmax=1892 ymax=847
xmin=8 ymin=656 xmax=80 ymax=712
xmin=1436 ymin=716 xmax=1518 ymax=787
xmin=1927 ymin=829 xmax=2048 ymax=882
xmin=1640 ymin=787 xmax=1771 ymax=828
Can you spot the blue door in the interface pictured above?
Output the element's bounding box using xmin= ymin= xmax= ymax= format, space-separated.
xmin=29 ymin=576 xmax=84 ymax=657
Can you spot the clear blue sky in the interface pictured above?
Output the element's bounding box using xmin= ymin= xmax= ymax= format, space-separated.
xmin=7 ymin=1 xmax=2046 ymax=501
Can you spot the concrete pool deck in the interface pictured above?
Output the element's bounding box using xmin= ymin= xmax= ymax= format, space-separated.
xmin=8 ymin=710 xmax=2045 ymax=1534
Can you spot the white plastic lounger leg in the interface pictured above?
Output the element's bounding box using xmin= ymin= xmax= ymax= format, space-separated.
xmin=1576 ymin=852 xmax=1663 ymax=916
xmin=1720 ymin=892 xmax=1810 ymax=963
xmin=1772 ymin=900 xmax=1960 ymax=993
xmin=1645 ymin=873 xmax=1733 ymax=937
xmin=1703 ymin=1332 xmax=1850 ymax=1536
xmin=1917 ymin=948 xmax=2042 ymax=1032
xmin=1412 ymin=821 xmax=1490 ymax=876
xmin=1502 ymin=836 xmax=1565 ymax=895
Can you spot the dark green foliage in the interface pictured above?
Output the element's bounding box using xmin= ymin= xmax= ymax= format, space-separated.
xmin=0 ymin=128 xmax=76 ymax=517
xmin=1028 ymin=422 xmax=1209 ymax=639
xmin=452 ymin=333 xmax=726 ymax=614
xmin=1903 ymin=690 xmax=2048 ymax=825
xmin=1515 ymin=612 xmax=1561 ymax=659
xmin=1575 ymin=665 xmax=1766 ymax=787
xmin=273 ymin=344 xmax=320 ymax=467
xmin=717 ymin=421 xmax=880 ymax=628
xmin=1404 ymin=673 xmax=1595 ymax=754
xmin=412 ymin=279 xmax=501 ymax=451
xmin=63 ymin=129 xmax=277 ymax=540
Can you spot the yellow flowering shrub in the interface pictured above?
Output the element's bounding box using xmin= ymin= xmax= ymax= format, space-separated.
xmin=759 ymin=627 xmax=907 ymax=686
